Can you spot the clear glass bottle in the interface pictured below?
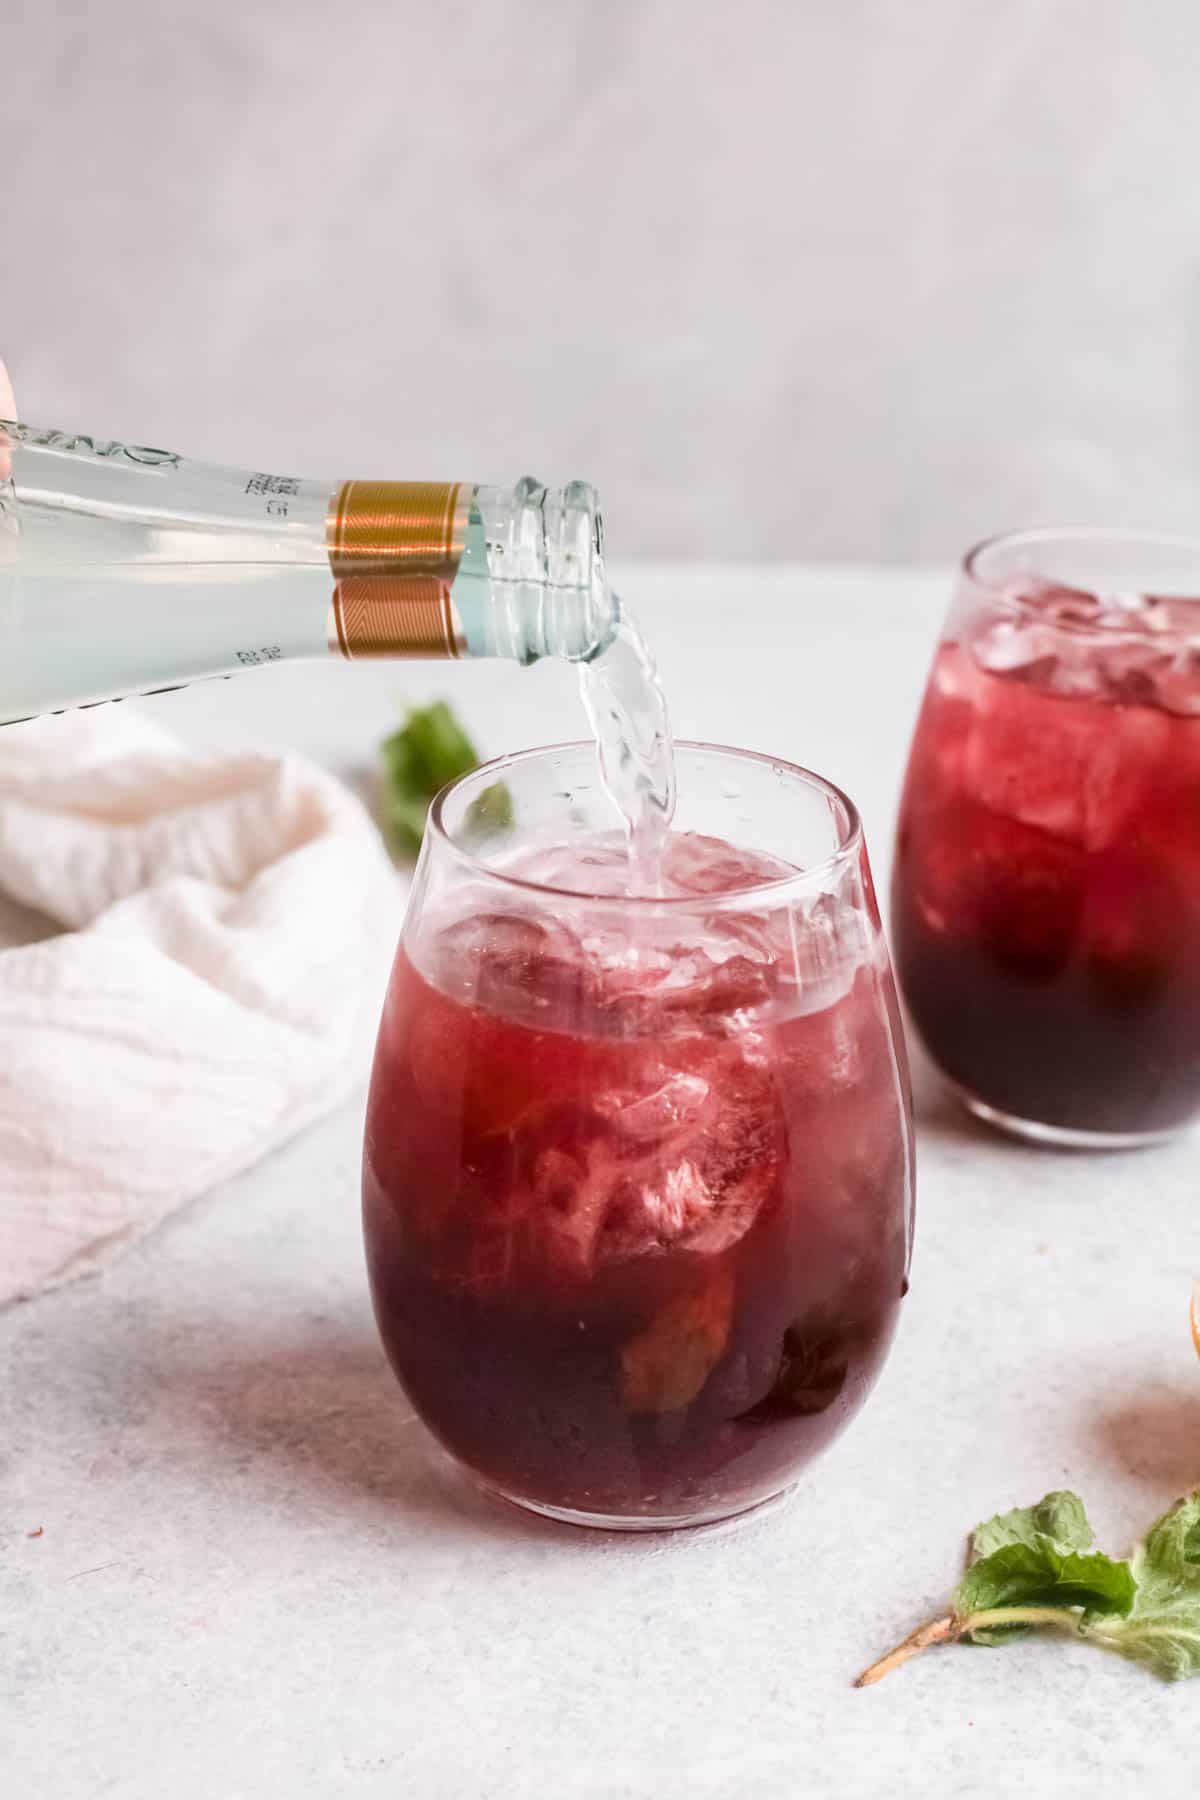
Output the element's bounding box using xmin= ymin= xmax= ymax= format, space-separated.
xmin=0 ymin=419 xmax=616 ymax=723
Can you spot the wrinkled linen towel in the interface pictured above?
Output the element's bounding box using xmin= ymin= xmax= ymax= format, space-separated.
xmin=0 ymin=706 xmax=399 ymax=1305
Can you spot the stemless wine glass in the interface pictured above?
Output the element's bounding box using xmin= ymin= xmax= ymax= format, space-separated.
xmin=893 ymin=529 xmax=1200 ymax=1146
xmin=363 ymin=742 xmax=914 ymax=1531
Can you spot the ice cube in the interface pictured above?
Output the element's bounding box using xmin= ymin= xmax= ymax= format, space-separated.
xmin=511 ymin=834 xmax=634 ymax=898
xmin=662 ymin=832 xmax=796 ymax=898
xmin=433 ymin=907 xmax=591 ymax=1021
xmin=501 ymin=1045 xmax=776 ymax=1278
xmin=450 ymin=1025 xmax=780 ymax=1292
xmin=434 ymin=907 xmax=581 ymax=976
xmin=929 ymin=643 xmax=978 ymax=703
xmin=600 ymin=1159 xmax=714 ymax=1256
xmin=960 ymin=671 xmax=1169 ymax=850
xmin=969 ymin=614 xmax=1062 ymax=681
xmin=1089 ymin=641 xmax=1174 ymax=707
xmin=968 ymin=592 xmax=1179 ymax=703
xmin=991 ymin=577 xmax=1145 ymax=635
xmin=587 ymin=935 xmax=780 ymax=1036
xmin=529 ymin=1143 xmax=608 ymax=1276
xmin=662 ymin=951 xmax=774 ymax=1021
xmin=905 ymin=648 xmax=979 ymax=798
xmin=583 ymin=948 xmax=690 ymax=1035
xmin=1148 ymin=649 xmax=1200 ymax=718
xmin=695 ymin=1156 xmax=778 ymax=1253
xmin=781 ymin=892 xmax=862 ymax=1011
xmin=596 ymin=1070 xmax=712 ymax=1142
xmin=776 ymin=971 xmax=869 ymax=1089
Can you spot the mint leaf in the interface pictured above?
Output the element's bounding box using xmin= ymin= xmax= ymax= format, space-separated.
xmin=960 ymin=1491 xmax=1117 ymax=1645
xmin=379 ymin=701 xmax=479 ymax=858
xmin=1135 ymin=1490 xmax=1200 ymax=1590
xmin=857 ymin=1487 xmax=1172 ymax=1688
xmin=956 ymin=1541 xmax=1135 ymax=1645
xmin=971 ymin=1490 xmax=1094 ymax=1560
xmin=1094 ymin=1492 xmax=1200 ymax=1681
xmin=463 ymin=781 xmax=514 ymax=842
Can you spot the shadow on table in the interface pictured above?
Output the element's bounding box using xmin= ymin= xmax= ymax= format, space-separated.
xmin=144 ymin=1312 xmax=582 ymax=1544
xmin=85 ymin=1300 xmax=641 ymax=1550
xmin=1090 ymin=1384 xmax=1200 ymax=1505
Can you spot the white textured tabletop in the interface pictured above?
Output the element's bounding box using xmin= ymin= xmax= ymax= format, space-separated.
xmin=4 ymin=566 xmax=1198 ymax=1799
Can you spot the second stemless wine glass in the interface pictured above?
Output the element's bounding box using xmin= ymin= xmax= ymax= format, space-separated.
xmin=363 ymin=743 xmax=914 ymax=1531
xmin=893 ymin=529 xmax=1200 ymax=1146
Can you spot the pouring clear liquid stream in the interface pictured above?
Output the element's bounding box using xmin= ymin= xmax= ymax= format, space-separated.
xmin=579 ymin=613 xmax=676 ymax=893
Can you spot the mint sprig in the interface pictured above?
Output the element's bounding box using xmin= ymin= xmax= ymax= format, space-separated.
xmin=857 ymin=1489 xmax=1200 ymax=1686
xmin=380 ymin=700 xmax=478 ymax=858
xmin=379 ymin=700 xmax=513 ymax=858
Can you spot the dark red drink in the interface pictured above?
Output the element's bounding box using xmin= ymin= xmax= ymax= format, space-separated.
xmin=364 ymin=754 xmax=912 ymax=1530
xmin=893 ymin=558 xmax=1200 ymax=1142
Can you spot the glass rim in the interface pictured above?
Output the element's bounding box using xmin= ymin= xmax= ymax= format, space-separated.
xmin=964 ymin=525 xmax=1200 ymax=617
xmin=426 ymin=739 xmax=864 ymax=907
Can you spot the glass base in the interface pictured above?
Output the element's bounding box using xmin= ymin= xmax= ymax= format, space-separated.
xmin=959 ymin=1089 xmax=1185 ymax=1151
xmin=476 ymin=1478 xmax=800 ymax=1536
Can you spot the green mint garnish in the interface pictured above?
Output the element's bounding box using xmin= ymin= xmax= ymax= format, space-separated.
xmin=970 ymin=1489 xmax=1094 ymax=1559
xmin=1114 ymin=1492 xmax=1200 ymax=1680
xmin=857 ymin=1488 xmax=1200 ymax=1686
xmin=462 ymin=780 xmax=515 ymax=841
xmin=379 ymin=701 xmax=479 ymax=858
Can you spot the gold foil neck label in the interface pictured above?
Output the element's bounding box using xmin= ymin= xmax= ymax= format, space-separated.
xmin=329 ymin=576 xmax=464 ymax=659
xmin=327 ymin=480 xmax=469 ymax=658
xmin=328 ymin=479 xmax=467 ymax=579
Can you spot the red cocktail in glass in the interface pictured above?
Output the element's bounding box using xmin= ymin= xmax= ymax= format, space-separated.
xmin=893 ymin=530 xmax=1200 ymax=1144
xmin=365 ymin=743 xmax=914 ymax=1529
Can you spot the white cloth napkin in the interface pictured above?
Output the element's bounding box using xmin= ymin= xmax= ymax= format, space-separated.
xmin=0 ymin=705 xmax=400 ymax=1306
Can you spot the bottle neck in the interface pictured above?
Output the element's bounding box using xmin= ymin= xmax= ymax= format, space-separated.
xmin=326 ymin=478 xmax=614 ymax=665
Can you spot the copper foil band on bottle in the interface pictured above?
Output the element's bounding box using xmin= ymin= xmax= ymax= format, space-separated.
xmin=326 ymin=480 xmax=469 ymax=657
xmin=329 ymin=575 xmax=465 ymax=659
xmin=327 ymin=479 xmax=468 ymax=579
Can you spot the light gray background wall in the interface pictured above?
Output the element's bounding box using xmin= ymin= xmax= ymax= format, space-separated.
xmin=5 ymin=0 xmax=1200 ymax=562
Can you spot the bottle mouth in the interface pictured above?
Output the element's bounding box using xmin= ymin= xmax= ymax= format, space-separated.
xmin=578 ymin=588 xmax=622 ymax=663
